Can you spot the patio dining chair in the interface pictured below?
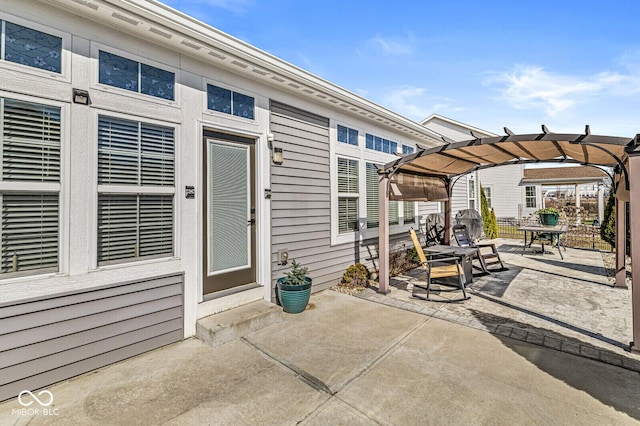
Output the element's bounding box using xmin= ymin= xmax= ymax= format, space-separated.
xmin=452 ymin=224 xmax=505 ymax=273
xmin=409 ymin=228 xmax=469 ymax=302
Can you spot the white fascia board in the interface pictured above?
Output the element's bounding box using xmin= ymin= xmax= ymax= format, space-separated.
xmin=43 ymin=0 xmax=442 ymax=145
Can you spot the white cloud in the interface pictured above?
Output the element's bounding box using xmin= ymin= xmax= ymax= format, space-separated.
xmin=384 ymin=86 xmax=431 ymax=119
xmin=486 ymin=65 xmax=640 ymax=117
xmin=382 ymin=87 xmax=467 ymax=120
xmin=370 ymin=34 xmax=414 ymax=56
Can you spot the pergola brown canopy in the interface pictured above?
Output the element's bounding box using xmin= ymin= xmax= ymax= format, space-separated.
xmin=376 ymin=126 xmax=640 ymax=353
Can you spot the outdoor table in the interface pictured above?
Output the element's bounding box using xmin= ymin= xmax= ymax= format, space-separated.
xmin=423 ymin=244 xmax=477 ymax=285
xmin=517 ymin=223 xmax=568 ymax=260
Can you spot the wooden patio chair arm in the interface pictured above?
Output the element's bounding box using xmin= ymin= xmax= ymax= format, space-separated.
xmin=423 ymin=256 xmax=461 ymax=265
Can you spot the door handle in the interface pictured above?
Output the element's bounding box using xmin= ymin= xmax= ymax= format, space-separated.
xmin=247 ymin=219 xmax=256 ymax=225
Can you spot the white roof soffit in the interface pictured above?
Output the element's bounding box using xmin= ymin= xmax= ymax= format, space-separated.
xmin=42 ymin=0 xmax=442 ymax=145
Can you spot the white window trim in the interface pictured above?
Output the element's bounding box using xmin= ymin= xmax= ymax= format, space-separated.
xmin=484 ymin=185 xmax=493 ymax=208
xmin=89 ymin=108 xmax=180 ymax=271
xmin=468 ymin=174 xmax=477 ymax=209
xmin=525 ymin=185 xmax=537 ymax=209
xmin=0 ymin=92 xmax=68 ymax=282
xmin=90 ymin=42 xmax=180 ymax=107
xmin=330 ymin=119 xmax=418 ymax=246
xmin=0 ymin=12 xmax=71 ymax=83
xmin=201 ymin=78 xmax=258 ymax=125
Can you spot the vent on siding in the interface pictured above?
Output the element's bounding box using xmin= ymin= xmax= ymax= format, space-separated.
xmin=149 ymin=27 xmax=172 ymax=39
xmin=111 ymin=12 xmax=138 ymax=25
xmin=72 ymin=0 xmax=99 ymax=10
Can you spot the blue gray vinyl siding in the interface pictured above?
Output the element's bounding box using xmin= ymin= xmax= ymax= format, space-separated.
xmin=269 ymin=101 xmax=421 ymax=293
xmin=269 ymin=101 xmax=335 ymax=291
xmin=0 ymin=273 xmax=183 ymax=402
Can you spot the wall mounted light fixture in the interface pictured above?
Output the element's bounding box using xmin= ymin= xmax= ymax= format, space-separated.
xmin=72 ymin=89 xmax=90 ymax=105
xmin=272 ymin=147 xmax=284 ymax=165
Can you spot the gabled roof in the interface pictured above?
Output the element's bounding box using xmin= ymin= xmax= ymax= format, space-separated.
xmin=522 ymin=166 xmax=609 ymax=184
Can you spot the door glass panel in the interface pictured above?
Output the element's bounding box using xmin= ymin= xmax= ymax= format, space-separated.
xmin=208 ymin=141 xmax=249 ymax=274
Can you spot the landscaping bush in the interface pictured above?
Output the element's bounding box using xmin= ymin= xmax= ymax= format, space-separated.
xmin=341 ymin=263 xmax=370 ymax=287
xmin=480 ymin=185 xmax=498 ymax=239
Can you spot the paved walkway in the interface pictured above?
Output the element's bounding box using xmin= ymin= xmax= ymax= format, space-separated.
xmin=1 ymin=290 xmax=639 ymax=425
xmin=363 ymin=239 xmax=639 ymax=371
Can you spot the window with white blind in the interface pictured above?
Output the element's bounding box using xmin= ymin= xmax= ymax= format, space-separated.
xmin=332 ymin=122 xmax=417 ymax=244
xmin=366 ymin=162 xmax=399 ymax=228
xmin=337 ymin=157 xmax=358 ymax=233
xmin=97 ymin=115 xmax=175 ymax=265
xmin=0 ymin=97 xmax=61 ymax=276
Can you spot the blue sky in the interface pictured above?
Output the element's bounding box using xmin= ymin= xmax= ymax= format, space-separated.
xmin=162 ymin=0 xmax=640 ymax=137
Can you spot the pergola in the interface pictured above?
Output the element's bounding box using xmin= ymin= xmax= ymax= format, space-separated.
xmin=376 ymin=126 xmax=640 ymax=353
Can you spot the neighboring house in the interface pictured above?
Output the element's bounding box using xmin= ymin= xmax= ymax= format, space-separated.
xmin=420 ymin=114 xmax=525 ymax=219
xmin=520 ymin=167 xmax=609 ymax=222
xmin=0 ymin=0 xmax=451 ymax=398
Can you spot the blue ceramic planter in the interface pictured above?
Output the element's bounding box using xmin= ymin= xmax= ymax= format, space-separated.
xmin=276 ymin=276 xmax=312 ymax=314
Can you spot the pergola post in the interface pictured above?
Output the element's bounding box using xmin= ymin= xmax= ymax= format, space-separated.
xmin=628 ymin=154 xmax=640 ymax=353
xmin=615 ymin=170 xmax=627 ymax=289
xmin=444 ymin=178 xmax=452 ymax=245
xmin=377 ymin=170 xmax=390 ymax=294
xmin=597 ymin=183 xmax=605 ymax=224
xmin=575 ymin=184 xmax=581 ymax=224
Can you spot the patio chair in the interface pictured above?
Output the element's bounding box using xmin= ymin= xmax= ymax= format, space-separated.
xmin=409 ymin=228 xmax=469 ymax=302
xmin=422 ymin=213 xmax=445 ymax=246
xmin=452 ymin=224 xmax=505 ymax=273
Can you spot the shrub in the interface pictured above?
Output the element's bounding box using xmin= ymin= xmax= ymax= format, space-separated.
xmin=406 ymin=247 xmax=420 ymax=263
xmin=601 ymin=188 xmax=616 ymax=247
xmin=341 ymin=263 xmax=370 ymax=287
xmin=480 ymin=185 xmax=498 ymax=239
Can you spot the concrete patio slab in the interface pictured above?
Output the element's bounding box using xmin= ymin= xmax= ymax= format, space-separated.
xmin=1 ymin=290 xmax=638 ymax=425
xmin=244 ymin=291 xmax=426 ymax=392
xmin=338 ymin=316 xmax=640 ymax=425
xmin=374 ymin=239 xmax=636 ymax=368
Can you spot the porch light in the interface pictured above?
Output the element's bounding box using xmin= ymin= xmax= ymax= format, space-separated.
xmin=73 ymin=89 xmax=90 ymax=105
xmin=272 ymin=147 xmax=284 ymax=165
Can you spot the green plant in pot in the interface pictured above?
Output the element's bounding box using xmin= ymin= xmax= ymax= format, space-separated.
xmin=536 ymin=207 xmax=562 ymax=226
xmin=276 ymin=260 xmax=312 ymax=314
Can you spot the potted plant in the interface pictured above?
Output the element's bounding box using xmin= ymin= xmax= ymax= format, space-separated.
xmin=536 ymin=207 xmax=562 ymax=226
xmin=276 ymin=260 xmax=312 ymax=314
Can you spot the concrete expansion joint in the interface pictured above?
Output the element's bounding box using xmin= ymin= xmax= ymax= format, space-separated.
xmin=240 ymin=336 xmax=334 ymax=396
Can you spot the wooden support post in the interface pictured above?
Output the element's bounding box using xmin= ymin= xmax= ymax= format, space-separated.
xmin=628 ymin=155 xmax=640 ymax=353
xmin=444 ymin=178 xmax=452 ymax=245
xmin=615 ymin=171 xmax=627 ymax=289
xmin=378 ymin=170 xmax=390 ymax=294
